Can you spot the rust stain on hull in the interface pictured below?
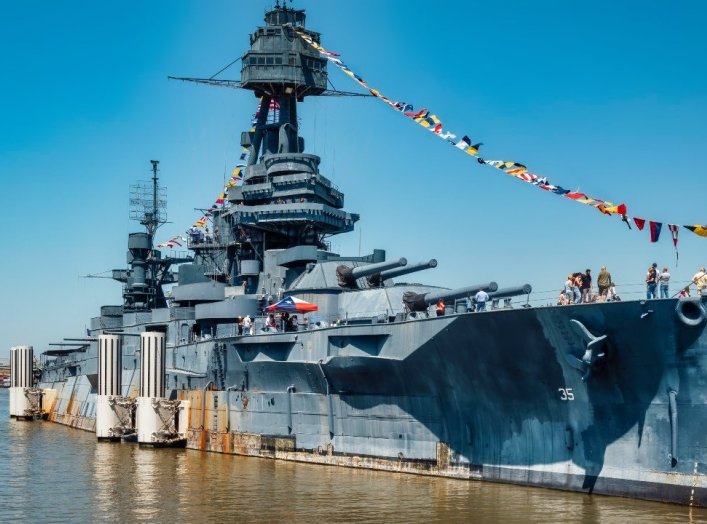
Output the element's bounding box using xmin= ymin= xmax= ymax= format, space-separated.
xmin=182 ymin=427 xmax=473 ymax=480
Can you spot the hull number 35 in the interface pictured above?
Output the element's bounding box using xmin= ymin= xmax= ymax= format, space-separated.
xmin=558 ymin=388 xmax=575 ymax=401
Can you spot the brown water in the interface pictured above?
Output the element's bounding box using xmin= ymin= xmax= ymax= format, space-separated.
xmin=1 ymin=390 xmax=705 ymax=523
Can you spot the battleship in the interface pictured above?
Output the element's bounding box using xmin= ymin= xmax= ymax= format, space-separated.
xmin=7 ymin=3 xmax=706 ymax=507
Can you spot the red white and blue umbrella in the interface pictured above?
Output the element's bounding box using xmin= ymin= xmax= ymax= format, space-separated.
xmin=266 ymin=296 xmax=318 ymax=312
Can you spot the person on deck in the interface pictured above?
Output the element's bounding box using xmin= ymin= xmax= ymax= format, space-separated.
xmin=282 ymin=312 xmax=290 ymax=332
xmin=606 ymin=285 xmax=617 ymax=302
xmin=572 ymin=273 xmax=583 ymax=304
xmin=465 ymin=295 xmax=474 ymax=313
xmin=266 ymin=313 xmax=277 ymax=332
xmin=658 ymin=267 xmax=671 ymax=298
xmin=597 ymin=266 xmax=612 ymax=299
xmin=435 ymin=299 xmax=445 ymax=317
xmin=564 ymin=275 xmax=574 ymax=303
xmin=474 ymin=289 xmax=489 ymax=312
xmin=646 ymin=264 xmax=658 ymax=299
xmin=692 ymin=267 xmax=707 ymax=295
xmin=580 ymin=269 xmax=592 ymax=303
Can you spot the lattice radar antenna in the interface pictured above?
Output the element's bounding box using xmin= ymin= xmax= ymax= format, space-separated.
xmin=129 ymin=159 xmax=167 ymax=239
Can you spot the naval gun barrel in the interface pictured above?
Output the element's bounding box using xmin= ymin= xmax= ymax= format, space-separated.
xmin=487 ymin=284 xmax=532 ymax=299
xmin=379 ymin=259 xmax=437 ymax=281
xmin=337 ymin=258 xmax=407 ymax=287
xmin=424 ymin=282 xmax=498 ymax=305
xmin=403 ymin=282 xmax=498 ymax=312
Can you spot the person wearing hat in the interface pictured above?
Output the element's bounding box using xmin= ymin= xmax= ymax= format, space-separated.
xmin=692 ymin=267 xmax=707 ymax=295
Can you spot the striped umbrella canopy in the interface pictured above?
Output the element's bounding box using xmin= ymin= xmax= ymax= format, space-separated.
xmin=266 ymin=296 xmax=318 ymax=312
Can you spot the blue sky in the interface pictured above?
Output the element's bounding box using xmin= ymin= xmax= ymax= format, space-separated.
xmin=1 ymin=1 xmax=706 ymax=357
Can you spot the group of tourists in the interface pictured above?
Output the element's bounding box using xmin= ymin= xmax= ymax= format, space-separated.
xmin=235 ymin=315 xmax=255 ymax=336
xmin=280 ymin=312 xmax=300 ymax=332
xmin=558 ymin=267 xmax=619 ymax=305
xmin=645 ymin=263 xmax=671 ymax=299
xmin=235 ymin=312 xmax=302 ymax=335
xmin=646 ymin=264 xmax=707 ymax=299
xmin=188 ymin=226 xmax=220 ymax=245
xmin=557 ymin=263 xmax=707 ymax=305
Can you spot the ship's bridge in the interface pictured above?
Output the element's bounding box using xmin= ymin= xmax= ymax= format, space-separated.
xmin=225 ymin=202 xmax=358 ymax=235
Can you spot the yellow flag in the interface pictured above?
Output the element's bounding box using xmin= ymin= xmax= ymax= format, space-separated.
xmin=686 ymin=225 xmax=707 ymax=237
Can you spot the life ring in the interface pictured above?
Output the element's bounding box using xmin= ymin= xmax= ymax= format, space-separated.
xmin=675 ymin=298 xmax=706 ymax=327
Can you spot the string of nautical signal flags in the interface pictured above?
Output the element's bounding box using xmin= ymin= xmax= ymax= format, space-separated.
xmin=157 ymin=235 xmax=186 ymax=249
xmin=292 ymin=26 xmax=707 ymax=260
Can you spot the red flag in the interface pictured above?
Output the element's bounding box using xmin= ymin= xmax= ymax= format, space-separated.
xmin=668 ymin=224 xmax=679 ymax=248
xmin=405 ymin=108 xmax=427 ymax=118
xmin=649 ymin=221 xmax=662 ymax=243
xmin=669 ymin=224 xmax=679 ymax=265
xmin=633 ymin=217 xmax=646 ymax=231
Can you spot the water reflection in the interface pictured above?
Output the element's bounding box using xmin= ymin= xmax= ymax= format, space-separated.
xmin=0 ymin=390 xmax=704 ymax=523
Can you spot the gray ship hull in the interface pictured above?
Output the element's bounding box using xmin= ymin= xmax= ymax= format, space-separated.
xmin=39 ymin=297 xmax=707 ymax=506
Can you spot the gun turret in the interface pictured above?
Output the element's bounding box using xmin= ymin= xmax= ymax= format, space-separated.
xmin=336 ymin=258 xmax=407 ymax=288
xmin=403 ymin=282 xmax=499 ymax=312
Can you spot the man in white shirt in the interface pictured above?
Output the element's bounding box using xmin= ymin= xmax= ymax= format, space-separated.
xmin=474 ymin=289 xmax=490 ymax=312
xmin=692 ymin=267 xmax=707 ymax=295
xmin=658 ymin=267 xmax=671 ymax=298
